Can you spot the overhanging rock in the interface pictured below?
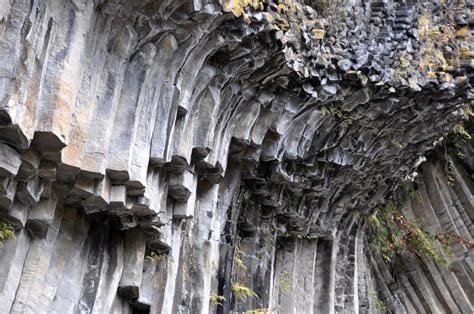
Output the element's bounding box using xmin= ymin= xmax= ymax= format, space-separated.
xmin=0 ymin=0 xmax=473 ymax=313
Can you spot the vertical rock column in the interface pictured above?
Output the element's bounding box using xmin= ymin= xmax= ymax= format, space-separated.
xmin=118 ymin=229 xmax=147 ymax=299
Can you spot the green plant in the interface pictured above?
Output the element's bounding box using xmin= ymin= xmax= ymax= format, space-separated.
xmin=428 ymin=27 xmax=442 ymax=40
xmin=447 ymin=175 xmax=455 ymax=186
xmin=281 ymin=232 xmax=318 ymax=240
xmin=333 ymin=108 xmax=343 ymax=118
xmin=235 ymin=246 xmax=247 ymax=271
xmin=279 ymin=273 xmax=292 ymax=293
xmin=232 ymin=309 xmax=273 ymax=314
xmin=453 ymin=123 xmax=472 ymax=141
xmin=145 ymin=251 xmax=166 ymax=264
xmin=374 ymin=299 xmax=389 ymax=312
xmin=436 ymin=232 xmax=473 ymax=255
xmin=368 ymin=289 xmax=390 ymax=313
xmin=319 ymin=106 xmax=342 ymax=118
xmin=391 ymin=141 xmax=403 ymax=149
xmin=464 ymin=106 xmax=474 ymax=118
xmin=231 ymin=282 xmax=259 ymax=302
xmin=320 ymin=106 xmax=331 ymax=116
xmin=398 ymin=53 xmax=411 ymax=68
xmin=0 ymin=221 xmax=15 ymax=248
xmin=338 ymin=7 xmax=348 ymax=19
xmin=209 ymin=294 xmax=226 ymax=306
xmin=447 ymin=159 xmax=456 ymax=186
xmin=369 ymin=202 xmax=449 ymax=267
xmin=408 ymin=189 xmax=422 ymax=203
xmin=306 ymin=233 xmax=318 ymax=240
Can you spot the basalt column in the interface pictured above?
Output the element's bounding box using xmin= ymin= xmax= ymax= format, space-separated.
xmin=0 ymin=1 xmax=473 ymax=313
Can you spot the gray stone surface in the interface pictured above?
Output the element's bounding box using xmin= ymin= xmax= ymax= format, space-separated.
xmin=0 ymin=0 xmax=472 ymax=313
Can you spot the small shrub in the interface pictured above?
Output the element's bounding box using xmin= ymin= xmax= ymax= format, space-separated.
xmin=231 ymin=282 xmax=259 ymax=302
xmin=453 ymin=123 xmax=472 ymax=141
xmin=408 ymin=189 xmax=422 ymax=203
xmin=391 ymin=141 xmax=403 ymax=150
xmin=320 ymin=106 xmax=331 ymax=116
xmin=464 ymin=106 xmax=474 ymax=118
xmin=279 ymin=273 xmax=292 ymax=293
xmin=436 ymin=232 xmax=473 ymax=253
xmin=369 ymin=202 xmax=448 ymax=267
xmin=209 ymin=294 xmax=226 ymax=306
xmin=145 ymin=251 xmax=166 ymax=264
xmin=235 ymin=246 xmax=247 ymax=271
xmin=368 ymin=289 xmax=390 ymax=313
xmin=0 ymin=221 xmax=15 ymax=248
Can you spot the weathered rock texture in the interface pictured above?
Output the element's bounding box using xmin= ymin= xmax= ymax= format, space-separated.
xmin=0 ymin=0 xmax=472 ymax=313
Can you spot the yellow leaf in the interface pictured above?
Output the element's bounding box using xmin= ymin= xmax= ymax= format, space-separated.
xmin=313 ymin=29 xmax=325 ymax=39
xmin=461 ymin=50 xmax=474 ymax=58
xmin=232 ymin=7 xmax=243 ymax=17
xmin=277 ymin=4 xmax=286 ymax=13
xmin=456 ymin=26 xmax=469 ymax=37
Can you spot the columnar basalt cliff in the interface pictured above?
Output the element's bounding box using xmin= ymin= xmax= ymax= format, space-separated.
xmin=0 ymin=0 xmax=472 ymax=313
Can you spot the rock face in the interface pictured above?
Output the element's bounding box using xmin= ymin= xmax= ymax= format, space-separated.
xmin=0 ymin=0 xmax=472 ymax=313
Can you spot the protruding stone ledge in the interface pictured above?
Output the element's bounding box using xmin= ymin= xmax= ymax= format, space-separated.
xmin=0 ymin=124 xmax=28 ymax=150
xmin=168 ymin=170 xmax=194 ymax=202
xmin=16 ymin=179 xmax=44 ymax=206
xmin=0 ymin=177 xmax=16 ymax=210
xmin=164 ymin=156 xmax=188 ymax=174
xmin=26 ymin=194 xmax=58 ymax=238
xmin=131 ymin=196 xmax=152 ymax=216
xmin=0 ymin=200 xmax=29 ymax=229
xmin=16 ymin=149 xmax=40 ymax=182
xmin=0 ymin=143 xmax=21 ymax=178
xmin=84 ymin=175 xmax=111 ymax=213
xmin=31 ymin=131 xmax=67 ymax=153
xmin=147 ymin=238 xmax=172 ymax=254
xmin=109 ymin=185 xmax=127 ymax=209
xmin=106 ymin=168 xmax=130 ymax=185
xmin=173 ymin=171 xmax=197 ymax=219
